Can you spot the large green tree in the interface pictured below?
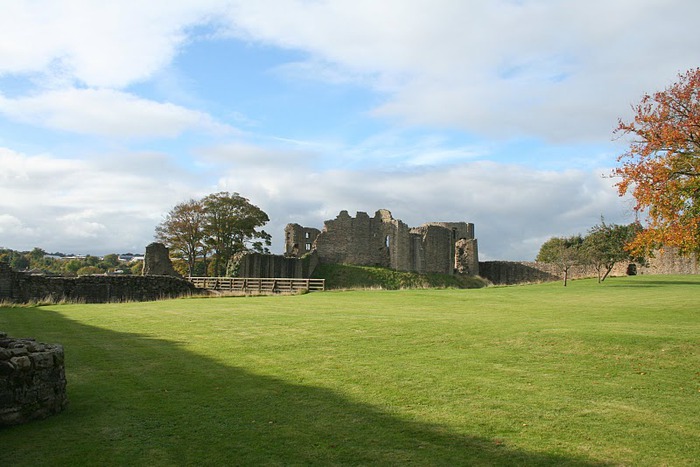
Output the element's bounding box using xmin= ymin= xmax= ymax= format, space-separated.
xmin=614 ymin=68 xmax=700 ymax=256
xmin=156 ymin=192 xmax=271 ymax=277
xmin=536 ymin=235 xmax=584 ymax=286
xmin=202 ymin=192 xmax=271 ymax=276
xmin=155 ymin=198 xmax=207 ymax=277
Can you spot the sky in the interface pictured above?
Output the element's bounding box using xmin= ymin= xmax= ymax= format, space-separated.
xmin=1 ymin=0 xmax=699 ymax=261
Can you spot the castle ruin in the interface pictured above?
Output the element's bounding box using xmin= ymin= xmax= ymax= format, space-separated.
xmin=284 ymin=209 xmax=478 ymax=276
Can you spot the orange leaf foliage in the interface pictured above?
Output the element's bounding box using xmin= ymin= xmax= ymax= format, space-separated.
xmin=614 ymin=68 xmax=700 ymax=256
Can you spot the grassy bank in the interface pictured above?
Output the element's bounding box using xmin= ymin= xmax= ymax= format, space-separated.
xmin=311 ymin=262 xmax=488 ymax=289
xmin=1 ymin=275 xmax=698 ymax=465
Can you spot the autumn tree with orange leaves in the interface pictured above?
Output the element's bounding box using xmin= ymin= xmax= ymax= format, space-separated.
xmin=614 ymin=68 xmax=700 ymax=256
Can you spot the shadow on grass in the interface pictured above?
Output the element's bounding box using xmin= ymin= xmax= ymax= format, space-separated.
xmin=1 ymin=308 xmax=608 ymax=466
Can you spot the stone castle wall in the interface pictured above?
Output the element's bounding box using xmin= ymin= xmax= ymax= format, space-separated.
xmin=237 ymin=251 xmax=319 ymax=279
xmin=0 ymin=262 xmax=199 ymax=304
xmin=313 ymin=210 xmax=396 ymax=267
xmin=478 ymin=261 xmax=599 ymax=285
xmin=289 ymin=209 xmax=479 ymax=276
xmin=410 ymin=225 xmax=454 ymax=275
xmin=0 ymin=333 xmax=68 ymax=426
xmin=456 ymin=238 xmax=479 ymax=276
xmin=639 ymin=248 xmax=699 ymax=275
xmin=480 ymin=248 xmax=698 ymax=285
xmin=284 ymin=224 xmax=321 ymax=257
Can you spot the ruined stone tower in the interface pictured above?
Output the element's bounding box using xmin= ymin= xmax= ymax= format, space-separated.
xmin=285 ymin=209 xmax=479 ymax=276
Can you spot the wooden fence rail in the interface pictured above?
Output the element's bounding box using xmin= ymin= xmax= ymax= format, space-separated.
xmin=188 ymin=277 xmax=325 ymax=293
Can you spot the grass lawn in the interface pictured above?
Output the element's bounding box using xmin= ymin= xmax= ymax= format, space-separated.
xmin=1 ymin=275 xmax=698 ymax=466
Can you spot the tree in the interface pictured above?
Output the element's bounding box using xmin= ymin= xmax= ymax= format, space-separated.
xmin=98 ymin=254 xmax=120 ymax=272
xmin=1 ymin=249 xmax=29 ymax=271
xmin=202 ymin=192 xmax=271 ymax=276
xmin=130 ymin=262 xmax=144 ymax=276
xmin=155 ymin=198 xmax=206 ymax=277
xmin=76 ymin=266 xmax=103 ymax=276
xmin=582 ymin=220 xmax=644 ymax=282
xmin=11 ymin=255 xmax=29 ymax=271
xmin=84 ymin=255 xmax=100 ymax=267
xmin=614 ymin=68 xmax=700 ymax=256
xmin=63 ymin=259 xmax=83 ymax=275
xmin=29 ymin=247 xmax=47 ymax=262
xmin=536 ymin=235 xmax=584 ymax=286
xmin=156 ymin=192 xmax=271 ymax=277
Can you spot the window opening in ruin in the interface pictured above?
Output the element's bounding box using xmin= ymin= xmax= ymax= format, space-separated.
xmin=452 ymin=228 xmax=457 ymax=240
xmin=305 ymin=243 xmax=311 ymax=251
xmin=305 ymin=232 xmax=310 ymax=239
xmin=385 ymin=235 xmax=391 ymax=248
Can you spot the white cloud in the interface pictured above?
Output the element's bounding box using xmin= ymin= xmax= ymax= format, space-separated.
xmin=0 ymin=88 xmax=232 ymax=138
xmin=0 ymin=147 xmax=201 ymax=253
xmin=196 ymin=142 xmax=317 ymax=168
xmin=0 ymin=214 xmax=39 ymax=239
xmin=222 ymin=0 xmax=700 ymax=143
xmin=3 ymin=1 xmax=697 ymax=143
xmin=0 ymin=0 xmax=226 ymax=88
xmin=57 ymin=211 xmax=109 ymax=239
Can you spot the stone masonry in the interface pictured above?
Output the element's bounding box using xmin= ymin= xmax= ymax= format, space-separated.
xmin=0 ymin=332 xmax=68 ymax=426
xmin=284 ymin=224 xmax=321 ymax=258
xmin=479 ymin=247 xmax=699 ymax=285
xmin=142 ymin=242 xmax=181 ymax=277
xmin=285 ymin=209 xmax=479 ymax=276
xmin=237 ymin=251 xmax=319 ymax=279
xmin=0 ymin=261 xmax=198 ymax=304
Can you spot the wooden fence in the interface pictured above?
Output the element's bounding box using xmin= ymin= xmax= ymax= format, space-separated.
xmin=188 ymin=277 xmax=325 ymax=293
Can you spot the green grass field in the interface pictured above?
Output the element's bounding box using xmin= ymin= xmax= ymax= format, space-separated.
xmin=1 ymin=275 xmax=699 ymax=466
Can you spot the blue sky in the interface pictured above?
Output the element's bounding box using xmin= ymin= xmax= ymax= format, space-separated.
xmin=1 ymin=0 xmax=699 ymax=260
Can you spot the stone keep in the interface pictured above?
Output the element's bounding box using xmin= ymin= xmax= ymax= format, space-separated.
xmin=286 ymin=209 xmax=479 ymax=276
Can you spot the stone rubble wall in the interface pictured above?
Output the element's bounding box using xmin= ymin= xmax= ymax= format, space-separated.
xmin=142 ymin=242 xmax=181 ymax=277
xmin=410 ymin=225 xmax=454 ymax=275
xmin=478 ymin=261 xmax=592 ymax=285
xmin=455 ymin=238 xmax=479 ymax=276
xmin=480 ymin=248 xmax=698 ymax=285
xmin=0 ymin=332 xmax=68 ymax=427
xmin=639 ymin=248 xmax=699 ymax=275
xmin=284 ymin=224 xmax=321 ymax=257
xmin=292 ymin=209 xmax=480 ymax=276
xmin=314 ymin=210 xmax=394 ymax=268
xmin=237 ymin=251 xmax=319 ymax=279
xmin=0 ymin=262 xmax=199 ymax=304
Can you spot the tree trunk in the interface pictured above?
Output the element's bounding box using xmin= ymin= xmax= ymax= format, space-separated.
xmin=601 ymin=265 xmax=614 ymax=282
